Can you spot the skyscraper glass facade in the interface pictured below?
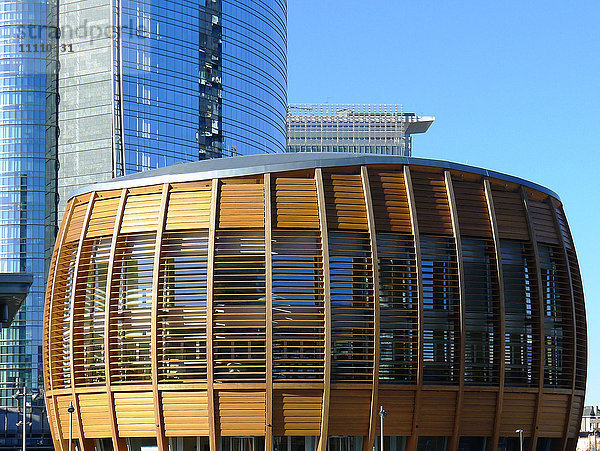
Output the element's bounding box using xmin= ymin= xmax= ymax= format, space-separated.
xmin=0 ymin=0 xmax=57 ymax=447
xmin=113 ymin=0 xmax=287 ymax=174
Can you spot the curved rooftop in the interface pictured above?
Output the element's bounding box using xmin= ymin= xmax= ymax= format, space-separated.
xmin=69 ymin=153 xmax=560 ymax=200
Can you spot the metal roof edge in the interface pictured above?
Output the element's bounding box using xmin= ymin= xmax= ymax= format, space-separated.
xmin=68 ymin=153 xmax=560 ymax=201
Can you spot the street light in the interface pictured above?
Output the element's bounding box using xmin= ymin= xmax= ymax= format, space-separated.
xmin=379 ymin=406 xmax=387 ymax=451
xmin=516 ymin=429 xmax=523 ymax=451
xmin=68 ymin=402 xmax=75 ymax=451
xmin=13 ymin=385 xmax=35 ymax=451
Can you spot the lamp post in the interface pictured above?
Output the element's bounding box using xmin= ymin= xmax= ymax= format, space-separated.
xmin=13 ymin=384 xmax=36 ymax=451
xmin=515 ymin=429 xmax=523 ymax=451
xmin=379 ymin=406 xmax=387 ymax=451
xmin=68 ymin=402 xmax=75 ymax=451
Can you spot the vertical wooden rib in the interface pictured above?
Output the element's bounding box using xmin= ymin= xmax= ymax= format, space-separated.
xmin=444 ymin=171 xmax=465 ymax=451
xmin=315 ymin=168 xmax=331 ymax=451
xmin=547 ymin=197 xmax=578 ymax=451
xmin=151 ymin=184 xmax=169 ymax=451
xmin=207 ymin=179 xmax=218 ymax=451
xmin=69 ymin=194 xmax=96 ymax=451
xmin=46 ymin=201 xmax=74 ymax=451
xmin=361 ymin=166 xmax=380 ymax=451
xmin=483 ymin=178 xmax=507 ymax=451
xmin=104 ymin=189 xmax=127 ymax=450
xmin=403 ymin=166 xmax=423 ymax=451
xmin=521 ymin=186 xmax=545 ymax=451
xmin=264 ymin=173 xmax=273 ymax=450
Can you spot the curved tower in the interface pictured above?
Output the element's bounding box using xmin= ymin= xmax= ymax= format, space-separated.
xmin=57 ymin=0 xmax=287 ymax=212
xmin=0 ymin=0 xmax=58 ymax=446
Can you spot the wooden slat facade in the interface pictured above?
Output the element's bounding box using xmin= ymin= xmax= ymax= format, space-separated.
xmin=44 ymin=163 xmax=586 ymax=451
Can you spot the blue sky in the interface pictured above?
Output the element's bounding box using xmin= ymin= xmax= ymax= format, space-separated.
xmin=288 ymin=0 xmax=600 ymax=403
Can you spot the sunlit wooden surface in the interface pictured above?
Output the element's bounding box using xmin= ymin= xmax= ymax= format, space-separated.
xmin=44 ymin=162 xmax=586 ymax=451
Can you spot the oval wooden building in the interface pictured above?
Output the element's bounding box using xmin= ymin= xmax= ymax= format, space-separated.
xmin=43 ymin=154 xmax=586 ymax=451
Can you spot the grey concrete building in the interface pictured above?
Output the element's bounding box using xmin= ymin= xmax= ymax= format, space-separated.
xmin=286 ymin=104 xmax=434 ymax=157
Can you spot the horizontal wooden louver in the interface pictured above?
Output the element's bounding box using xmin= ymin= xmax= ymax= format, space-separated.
xmin=462 ymin=238 xmax=500 ymax=385
xmin=492 ymin=190 xmax=529 ymax=241
xmin=452 ymin=178 xmax=492 ymax=238
xmin=72 ymin=236 xmax=111 ymax=385
xmin=113 ymin=392 xmax=155 ymax=437
xmin=158 ymin=231 xmax=209 ymax=382
xmin=324 ymin=172 xmax=368 ymax=230
xmin=213 ymin=230 xmax=266 ymax=382
xmin=65 ymin=201 xmax=88 ymax=243
xmin=87 ymin=197 xmax=120 ymax=238
xmin=166 ymin=182 xmax=212 ymax=230
xmin=217 ymin=391 xmax=265 ymax=436
xmin=49 ymin=240 xmax=78 ymax=389
xmin=328 ymin=231 xmax=374 ymax=382
xmin=500 ymin=239 xmax=538 ymax=386
xmin=369 ymin=169 xmax=412 ymax=233
xmin=274 ymin=177 xmax=319 ymax=228
xmin=528 ymin=196 xmax=559 ymax=245
xmin=273 ymin=390 xmax=322 ymax=436
xmin=120 ymin=191 xmax=162 ymax=234
xmin=377 ymin=232 xmax=418 ymax=383
xmin=272 ymin=230 xmax=325 ymax=380
xmin=162 ymin=391 xmax=210 ymax=436
xmin=110 ymin=232 xmax=156 ymax=383
xmin=219 ymin=180 xmax=264 ymax=228
xmin=420 ymin=235 xmax=460 ymax=383
xmin=411 ymin=171 xmax=453 ymax=236
xmin=538 ymin=244 xmax=573 ymax=388
xmin=553 ymin=203 xmax=586 ymax=390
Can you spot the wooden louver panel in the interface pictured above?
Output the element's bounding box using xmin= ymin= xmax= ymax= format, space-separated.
xmin=64 ymin=201 xmax=89 ymax=243
xmin=492 ymin=190 xmax=529 ymax=241
xmin=411 ymin=170 xmax=453 ymax=236
xmin=213 ymin=230 xmax=266 ymax=382
xmin=158 ymin=231 xmax=209 ymax=382
xmin=274 ymin=177 xmax=319 ymax=228
xmin=161 ymin=391 xmax=210 ymax=436
xmin=49 ymin=239 xmax=79 ymax=389
xmin=369 ymin=169 xmax=412 ymax=234
xmin=218 ymin=180 xmax=264 ymax=228
xmin=109 ymin=232 xmax=156 ymax=383
xmin=87 ymin=196 xmax=120 ymax=238
xmin=157 ymin=231 xmax=208 ymax=382
xmin=538 ymin=244 xmax=573 ymax=388
xmin=272 ymin=230 xmax=325 ymax=380
xmin=462 ymin=238 xmax=501 ymax=385
xmin=120 ymin=191 xmax=162 ymax=234
xmin=73 ymin=236 xmax=112 ymax=385
xmin=324 ymin=172 xmax=368 ymax=230
xmin=420 ymin=235 xmax=460 ymax=383
xmin=377 ymin=232 xmax=418 ymax=383
xmin=217 ymin=391 xmax=266 ymax=436
xmin=272 ymin=390 xmax=322 ymax=436
xmin=554 ymin=203 xmax=586 ymax=390
xmin=528 ymin=197 xmax=560 ymax=245
xmin=452 ymin=178 xmax=492 ymax=238
xmin=500 ymin=240 xmax=539 ymax=387
xmin=328 ymin=231 xmax=374 ymax=382
xmin=166 ymin=182 xmax=212 ymax=230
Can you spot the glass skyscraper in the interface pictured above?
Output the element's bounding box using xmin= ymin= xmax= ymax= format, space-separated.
xmin=0 ymin=0 xmax=58 ymax=447
xmin=58 ymin=0 xmax=287 ymax=213
xmin=0 ymin=0 xmax=286 ymax=448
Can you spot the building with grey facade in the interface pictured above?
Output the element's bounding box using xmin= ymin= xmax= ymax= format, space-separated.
xmin=58 ymin=0 xmax=287 ymax=214
xmin=286 ymin=104 xmax=434 ymax=156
